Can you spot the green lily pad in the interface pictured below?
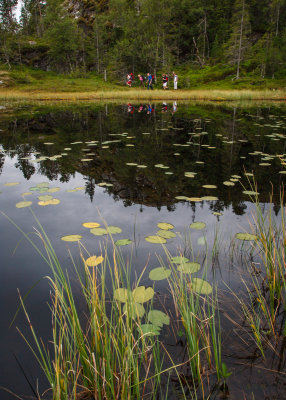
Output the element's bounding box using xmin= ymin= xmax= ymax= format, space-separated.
xmin=157 ymin=222 xmax=174 ymax=230
xmin=82 ymin=222 xmax=100 ymax=228
xmin=85 ymin=255 xmax=104 ymax=267
xmin=223 ymin=181 xmax=235 ymax=186
xmin=177 ymin=262 xmax=200 ymax=273
xmin=132 ymin=286 xmax=155 ymax=303
xmin=90 ymin=227 xmax=108 ymax=236
xmin=48 ymin=187 xmax=60 ymax=193
xmin=149 ymin=267 xmax=171 ymax=281
xmin=38 ymin=195 xmax=53 ymax=201
xmin=115 ymin=239 xmax=132 ymax=246
xmin=197 ymin=236 xmax=207 ymax=246
xmin=138 ymin=324 xmax=161 ymax=336
xmin=145 ymin=236 xmax=167 ymax=244
xmin=242 ymin=190 xmax=259 ymax=196
xmin=201 ymin=196 xmax=218 ymax=201
xmin=16 ymin=201 xmax=32 ymax=208
xmin=235 ymin=233 xmax=257 ymax=241
xmin=61 ymin=234 xmax=82 ymax=242
xmin=190 ymin=222 xmax=206 ymax=230
xmin=123 ymin=303 xmax=145 ymax=319
xmin=157 ymin=230 xmax=176 ymax=239
xmin=148 ymin=310 xmax=170 ymax=327
xmin=170 ymin=256 xmax=189 ymax=264
xmin=190 ymin=278 xmax=213 ymax=295
xmin=114 ymin=288 xmax=130 ymax=302
xmin=175 ymin=196 xmax=189 ymax=201
xmin=107 ymin=226 xmax=122 ymax=234
xmin=202 ymin=185 xmax=217 ymax=189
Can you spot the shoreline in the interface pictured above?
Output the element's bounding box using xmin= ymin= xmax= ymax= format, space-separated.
xmin=0 ymin=88 xmax=286 ymax=102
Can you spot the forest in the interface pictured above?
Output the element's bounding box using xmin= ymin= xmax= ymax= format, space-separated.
xmin=1 ymin=0 xmax=286 ymax=84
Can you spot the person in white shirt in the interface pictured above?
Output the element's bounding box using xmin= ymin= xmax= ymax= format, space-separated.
xmin=173 ymin=72 xmax=178 ymax=90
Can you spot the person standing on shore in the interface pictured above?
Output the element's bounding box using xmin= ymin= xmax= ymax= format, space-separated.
xmin=147 ymin=73 xmax=153 ymax=90
xmin=138 ymin=74 xmax=144 ymax=87
xmin=162 ymin=74 xmax=168 ymax=89
xmin=173 ymin=72 xmax=178 ymax=90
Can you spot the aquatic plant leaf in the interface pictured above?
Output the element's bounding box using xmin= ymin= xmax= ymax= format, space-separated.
xmin=201 ymin=196 xmax=218 ymax=201
xmin=115 ymin=239 xmax=132 ymax=246
xmin=85 ymin=255 xmax=104 ymax=267
xmin=145 ymin=236 xmax=167 ymax=244
xmin=177 ymin=262 xmax=200 ymax=273
xmin=132 ymin=286 xmax=154 ymax=303
xmin=16 ymin=201 xmax=32 ymax=208
xmin=4 ymin=182 xmax=20 ymax=186
xmin=190 ymin=222 xmax=206 ymax=230
xmin=138 ymin=324 xmax=161 ymax=336
xmin=48 ymin=199 xmax=60 ymax=205
xmin=149 ymin=267 xmax=171 ymax=281
xmin=126 ymin=163 xmax=138 ymax=166
xmin=197 ymin=237 xmax=207 ymax=246
xmin=157 ymin=230 xmax=176 ymax=239
xmin=90 ymin=227 xmax=108 ymax=236
xmin=170 ymin=256 xmax=189 ymax=264
xmin=213 ymin=212 xmax=222 ymax=216
xmin=157 ymin=222 xmax=174 ymax=230
xmin=242 ymin=190 xmax=259 ymax=196
xmin=114 ymin=288 xmax=130 ymax=302
xmin=37 ymin=182 xmax=50 ymax=188
xmin=188 ymin=197 xmax=201 ymax=202
xmin=123 ymin=303 xmax=145 ymax=319
xmin=175 ymin=196 xmax=189 ymax=200
xmin=235 ymin=233 xmax=257 ymax=241
xmin=38 ymin=201 xmax=50 ymax=206
xmin=61 ymin=235 xmax=82 ymax=242
xmin=48 ymin=188 xmax=60 ymax=193
xmin=223 ymin=181 xmax=235 ymax=186
xmin=38 ymin=195 xmax=53 ymax=201
xmin=190 ymin=278 xmax=213 ymax=295
xmin=202 ymin=185 xmax=217 ymax=189
xmin=82 ymin=222 xmax=100 ymax=228
xmin=107 ymin=226 xmax=122 ymax=234
xmin=148 ymin=310 xmax=170 ymax=327
xmin=22 ymin=192 xmax=32 ymax=196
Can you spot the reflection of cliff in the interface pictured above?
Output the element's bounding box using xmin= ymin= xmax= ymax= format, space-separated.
xmin=0 ymin=103 xmax=285 ymax=215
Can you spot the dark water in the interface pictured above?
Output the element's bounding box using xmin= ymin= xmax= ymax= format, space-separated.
xmin=0 ymin=102 xmax=286 ymax=399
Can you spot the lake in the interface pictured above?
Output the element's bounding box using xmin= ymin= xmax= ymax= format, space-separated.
xmin=0 ymin=101 xmax=285 ymax=399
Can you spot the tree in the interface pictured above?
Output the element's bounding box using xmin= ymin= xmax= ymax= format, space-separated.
xmin=224 ymin=0 xmax=251 ymax=79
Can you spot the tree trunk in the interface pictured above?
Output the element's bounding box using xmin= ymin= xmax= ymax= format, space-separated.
xmin=236 ymin=0 xmax=245 ymax=79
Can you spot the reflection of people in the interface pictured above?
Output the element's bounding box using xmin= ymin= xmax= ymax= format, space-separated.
xmin=127 ymin=103 xmax=134 ymax=114
xmin=126 ymin=74 xmax=132 ymax=87
xmin=172 ymin=101 xmax=177 ymax=113
xmin=147 ymin=104 xmax=154 ymax=114
xmin=173 ymin=72 xmax=178 ymax=90
xmin=162 ymin=102 xmax=168 ymax=112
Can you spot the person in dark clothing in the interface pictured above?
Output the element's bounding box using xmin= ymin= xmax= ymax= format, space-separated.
xmin=147 ymin=73 xmax=153 ymax=90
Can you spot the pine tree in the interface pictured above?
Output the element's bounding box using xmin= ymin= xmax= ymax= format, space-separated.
xmin=224 ymin=0 xmax=251 ymax=79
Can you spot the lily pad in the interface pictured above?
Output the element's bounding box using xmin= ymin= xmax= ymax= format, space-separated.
xmin=22 ymin=192 xmax=33 ymax=196
xmin=48 ymin=188 xmax=60 ymax=193
xmin=148 ymin=310 xmax=170 ymax=327
xmin=145 ymin=236 xmax=167 ymax=244
xmin=190 ymin=278 xmax=213 ymax=295
xmin=16 ymin=201 xmax=32 ymax=208
xmin=85 ymin=255 xmax=104 ymax=267
xmin=190 ymin=222 xmax=206 ymax=230
xmin=82 ymin=222 xmax=101 ymax=228
xmin=188 ymin=197 xmax=201 ymax=202
xmin=157 ymin=222 xmax=174 ymax=230
xmin=202 ymin=185 xmax=217 ymax=189
xmin=201 ymin=196 xmax=218 ymax=201
xmin=223 ymin=181 xmax=235 ymax=186
xmin=115 ymin=239 xmax=132 ymax=246
xmin=157 ymin=230 xmax=176 ymax=239
xmin=235 ymin=232 xmax=257 ymax=241
xmin=170 ymin=256 xmax=189 ymax=264
xmin=138 ymin=324 xmax=161 ymax=336
xmin=107 ymin=226 xmax=122 ymax=234
xmin=90 ymin=227 xmax=108 ymax=236
xmin=132 ymin=286 xmax=155 ymax=303
xmin=4 ymin=182 xmax=20 ymax=186
xmin=123 ymin=303 xmax=145 ymax=319
xmin=242 ymin=190 xmax=259 ymax=196
xmin=149 ymin=267 xmax=171 ymax=281
xmin=38 ymin=195 xmax=53 ymax=201
xmin=61 ymin=234 xmax=82 ymax=242
xmin=177 ymin=262 xmax=200 ymax=274
xmin=114 ymin=288 xmax=130 ymax=302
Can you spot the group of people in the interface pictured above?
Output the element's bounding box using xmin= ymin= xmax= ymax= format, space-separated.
xmin=126 ymin=72 xmax=178 ymax=90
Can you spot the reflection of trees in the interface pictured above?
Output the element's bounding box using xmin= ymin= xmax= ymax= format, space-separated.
xmin=0 ymin=151 xmax=5 ymax=176
xmin=84 ymin=177 xmax=96 ymax=202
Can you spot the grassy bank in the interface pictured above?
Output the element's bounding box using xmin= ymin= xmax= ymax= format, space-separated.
xmin=1 ymin=88 xmax=286 ymax=102
xmin=1 ymin=64 xmax=286 ymax=102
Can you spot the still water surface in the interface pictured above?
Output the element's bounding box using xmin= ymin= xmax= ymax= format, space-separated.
xmin=0 ymin=102 xmax=285 ymax=399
